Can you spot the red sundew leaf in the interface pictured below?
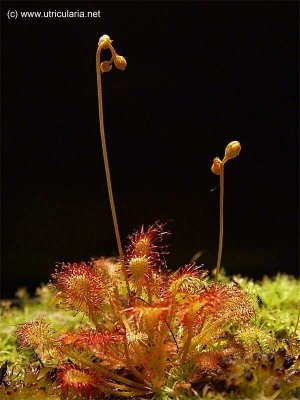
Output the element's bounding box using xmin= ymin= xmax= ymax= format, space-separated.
xmin=56 ymin=363 xmax=102 ymax=399
xmin=59 ymin=329 xmax=125 ymax=364
xmin=77 ymin=330 xmax=121 ymax=348
xmin=178 ymin=284 xmax=255 ymax=330
xmin=125 ymin=222 xmax=170 ymax=273
xmin=124 ymin=302 xmax=170 ymax=329
xmin=167 ymin=263 xmax=208 ymax=295
xmin=124 ymin=223 xmax=170 ymax=299
xmin=197 ymin=283 xmax=255 ymax=324
xmin=92 ymin=257 xmax=123 ymax=283
xmin=193 ymin=343 xmax=245 ymax=370
xmin=51 ymin=262 xmax=108 ymax=315
xmin=16 ymin=318 xmax=59 ymax=361
xmin=17 ymin=319 xmax=53 ymax=349
xmin=194 ymin=351 xmax=222 ymax=370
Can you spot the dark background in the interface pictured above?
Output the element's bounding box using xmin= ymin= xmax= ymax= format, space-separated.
xmin=1 ymin=2 xmax=298 ymax=297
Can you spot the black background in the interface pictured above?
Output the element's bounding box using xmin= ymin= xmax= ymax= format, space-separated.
xmin=1 ymin=1 xmax=298 ymax=297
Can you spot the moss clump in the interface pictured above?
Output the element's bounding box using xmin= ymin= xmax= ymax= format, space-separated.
xmin=0 ymin=285 xmax=90 ymax=369
xmin=233 ymin=274 xmax=300 ymax=341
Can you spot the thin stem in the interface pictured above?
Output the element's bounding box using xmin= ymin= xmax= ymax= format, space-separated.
xmin=293 ymin=298 xmax=300 ymax=335
xmin=190 ymin=316 xmax=227 ymax=351
xmin=164 ymin=319 xmax=179 ymax=352
xmin=180 ymin=323 xmax=193 ymax=363
xmin=123 ymin=335 xmax=147 ymax=383
xmin=215 ymin=162 xmax=224 ymax=280
xmin=99 ymin=380 xmax=141 ymax=392
xmin=96 ymin=384 xmax=148 ymax=398
xmin=96 ymin=45 xmax=122 ymax=257
xmin=146 ymin=281 xmax=153 ymax=304
xmin=96 ymin=43 xmax=130 ymax=297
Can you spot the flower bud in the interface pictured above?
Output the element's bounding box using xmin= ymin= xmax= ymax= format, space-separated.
xmin=211 ymin=157 xmax=222 ymax=175
xmin=98 ymin=34 xmax=112 ymax=49
xmin=224 ymin=141 xmax=241 ymax=161
xmin=100 ymin=61 xmax=112 ymax=73
xmin=114 ymin=55 xmax=127 ymax=71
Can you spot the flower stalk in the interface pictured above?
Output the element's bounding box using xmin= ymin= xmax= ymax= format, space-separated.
xmin=211 ymin=141 xmax=241 ymax=280
xmin=95 ymin=35 xmax=130 ymax=296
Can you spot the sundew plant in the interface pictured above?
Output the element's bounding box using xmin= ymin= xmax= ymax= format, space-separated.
xmin=1 ymin=35 xmax=299 ymax=400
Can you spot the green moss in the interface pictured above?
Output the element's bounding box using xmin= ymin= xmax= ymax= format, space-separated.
xmin=1 ymin=275 xmax=299 ymax=399
xmin=233 ymin=274 xmax=300 ymax=340
xmin=0 ymin=285 xmax=90 ymax=368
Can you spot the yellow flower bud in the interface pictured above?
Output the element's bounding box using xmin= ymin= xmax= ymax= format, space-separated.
xmin=211 ymin=157 xmax=222 ymax=175
xmin=98 ymin=34 xmax=112 ymax=49
xmin=100 ymin=61 xmax=112 ymax=73
xmin=224 ymin=141 xmax=241 ymax=161
xmin=114 ymin=55 xmax=127 ymax=71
